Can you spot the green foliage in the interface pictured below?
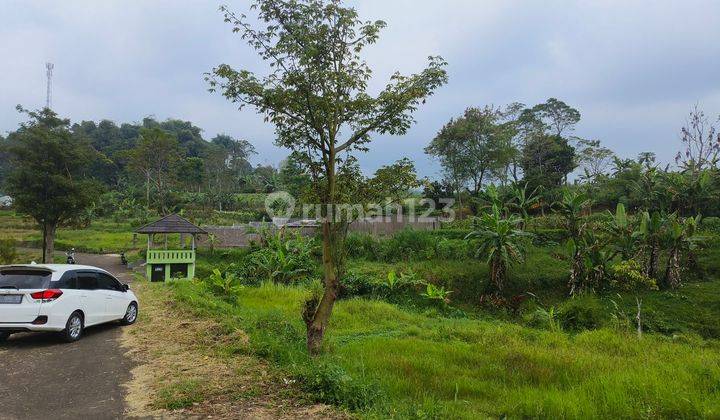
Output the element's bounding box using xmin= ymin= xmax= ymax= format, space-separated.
xmin=521 ymin=134 xmax=576 ymax=193
xmin=203 ymin=268 xmax=243 ymax=296
xmin=557 ymin=294 xmax=607 ymax=331
xmin=420 ymin=283 xmax=453 ymax=307
xmin=295 ymin=362 xmax=381 ymax=410
xmin=524 ymin=306 xmax=561 ymax=332
xmin=0 ymin=238 xmax=18 ymax=264
xmin=344 ymin=230 xmax=472 ymax=262
xmin=167 ymin=280 xmax=720 ymax=418
xmin=231 ymin=232 xmax=318 ymax=285
xmin=608 ymin=259 xmax=658 ymax=291
xmin=466 ymin=206 xmax=533 ymax=291
xmin=701 ymin=216 xmax=720 ymax=233
xmin=4 ymin=107 xmax=101 ymax=261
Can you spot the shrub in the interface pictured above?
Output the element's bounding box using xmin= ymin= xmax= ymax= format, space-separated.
xmin=701 ymin=217 xmax=720 ymax=233
xmin=295 ymin=362 xmax=381 ymax=410
xmin=380 ymin=229 xmax=436 ymax=261
xmin=608 ymin=259 xmax=658 ymax=291
xmin=344 ymin=233 xmax=382 ymax=260
xmin=229 ymin=232 xmax=318 ymax=284
xmin=435 ymin=238 xmax=472 ymax=259
xmin=202 ymin=268 xmax=243 ymax=296
xmin=345 ymin=230 xmax=473 ymax=262
xmin=339 ymin=270 xmax=376 ymax=298
xmin=0 ymin=238 xmax=18 ymax=264
xmin=524 ymin=306 xmax=561 ymax=331
xmin=420 ymin=283 xmax=453 ymax=308
xmin=557 ymin=295 xmax=607 ymax=331
xmin=430 ymin=229 xmax=473 ymax=240
xmin=529 ymin=228 xmax=567 ymax=245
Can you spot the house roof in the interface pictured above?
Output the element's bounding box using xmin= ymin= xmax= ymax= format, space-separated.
xmin=135 ymin=214 xmax=207 ymax=234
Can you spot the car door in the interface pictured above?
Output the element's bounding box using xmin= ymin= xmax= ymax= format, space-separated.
xmin=96 ymin=273 xmax=128 ymax=321
xmin=76 ymin=271 xmax=105 ymax=326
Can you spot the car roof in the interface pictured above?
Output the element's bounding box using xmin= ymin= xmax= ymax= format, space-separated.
xmin=0 ymin=264 xmax=111 ymax=275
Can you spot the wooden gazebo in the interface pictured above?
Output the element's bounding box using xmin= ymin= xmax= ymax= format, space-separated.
xmin=135 ymin=214 xmax=207 ymax=282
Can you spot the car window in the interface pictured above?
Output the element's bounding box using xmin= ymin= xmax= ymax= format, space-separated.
xmin=0 ymin=269 xmax=52 ymax=289
xmin=97 ymin=273 xmax=123 ymax=291
xmin=77 ymin=272 xmax=98 ymax=290
xmin=51 ymin=271 xmax=77 ymax=289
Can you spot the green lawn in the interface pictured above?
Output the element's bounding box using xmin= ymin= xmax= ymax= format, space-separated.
xmin=0 ymin=210 xmax=139 ymax=253
xmin=166 ymin=279 xmax=720 ymax=418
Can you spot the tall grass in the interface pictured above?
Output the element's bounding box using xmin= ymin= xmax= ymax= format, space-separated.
xmin=167 ymin=280 xmax=720 ymax=418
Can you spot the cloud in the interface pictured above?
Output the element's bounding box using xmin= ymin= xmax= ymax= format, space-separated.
xmin=1 ymin=0 xmax=719 ymax=177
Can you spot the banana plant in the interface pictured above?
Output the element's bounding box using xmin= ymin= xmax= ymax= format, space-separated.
xmin=508 ymin=182 xmax=540 ymax=227
xmin=638 ymin=211 xmax=665 ymax=279
xmin=466 ymin=205 xmax=533 ymax=292
xmin=663 ymin=214 xmax=703 ymax=289
xmin=553 ymin=190 xmax=592 ymax=295
xmin=603 ymin=203 xmax=639 ymax=260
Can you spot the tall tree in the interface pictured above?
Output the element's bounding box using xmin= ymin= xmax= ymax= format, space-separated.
xmin=526 ymin=98 xmax=581 ymax=137
xmin=425 ymin=118 xmax=471 ymax=208
xmin=676 ymin=104 xmax=720 ymax=178
xmin=4 ymin=107 xmax=100 ymax=262
xmin=576 ymin=138 xmax=615 ymax=182
xmin=426 ymin=106 xmax=515 ymax=195
xmin=278 ymin=152 xmax=312 ymax=198
xmin=207 ymin=0 xmax=447 ymax=354
xmin=128 ymin=127 xmax=181 ymax=214
xmin=520 ymin=134 xmax=576 ymax=192
xmin=211 ymin=134 xmax=256 ymax=181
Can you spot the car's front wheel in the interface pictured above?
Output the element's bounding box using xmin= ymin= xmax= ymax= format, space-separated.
xmin=62 ymin=312 xmax=84 ymax=343
xmin=0 ymin=332 xmax=10 ymax=342
xmin=120 ymin=302 xmax=138 ymax=326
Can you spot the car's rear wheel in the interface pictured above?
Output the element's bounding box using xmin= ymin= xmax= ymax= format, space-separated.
xmin=62 ymin=312 xmax=84 ymax=343
xmin=120 ymin=302 xmax=138 ymax=326
xmin=0 ymin=332 xmax=10 ymax=342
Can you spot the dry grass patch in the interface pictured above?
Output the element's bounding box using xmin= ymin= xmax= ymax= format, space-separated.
xmin=121 ymin=278 xmax=343 ymax=419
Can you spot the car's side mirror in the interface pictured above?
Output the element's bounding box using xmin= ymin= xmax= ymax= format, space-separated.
xmin=122 ymin=284 xmax=129 ymax=292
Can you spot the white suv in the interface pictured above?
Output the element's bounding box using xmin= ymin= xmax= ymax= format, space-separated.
xmin=0 ymin=264 xmax=138 ymax=343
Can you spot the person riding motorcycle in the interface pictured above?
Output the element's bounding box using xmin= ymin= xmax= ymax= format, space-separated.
xmin=66 ymin=248 xmax=76 ymax=264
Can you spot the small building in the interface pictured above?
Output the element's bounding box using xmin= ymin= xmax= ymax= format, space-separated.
xmin=135 ymin=214 xmax=207 ymax=282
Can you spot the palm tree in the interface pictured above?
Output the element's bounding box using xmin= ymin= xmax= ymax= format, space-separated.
xmin=663 ymin=214 xmax=702 ymax=289
xmin=466 ymin=205 xmax=532 ymax=292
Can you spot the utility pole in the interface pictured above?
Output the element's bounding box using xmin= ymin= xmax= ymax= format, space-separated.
xmin=45 ymin=62 xmax=54 ymax=109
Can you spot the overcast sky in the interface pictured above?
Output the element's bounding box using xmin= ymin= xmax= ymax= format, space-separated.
xmin=2 ymin=0 xmax=719 ymax=178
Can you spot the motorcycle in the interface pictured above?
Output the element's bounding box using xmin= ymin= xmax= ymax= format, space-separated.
xmin=66 ymin=248 xmax=76 ymax=264
xmin=120 ymin=252 xmax=128 ymax=266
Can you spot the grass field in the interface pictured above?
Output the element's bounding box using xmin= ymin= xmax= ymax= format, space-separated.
xmin=166 ymin=279 xmax=720 ymax=418
xmin=0 ymin=210 xmax=140 ymax=254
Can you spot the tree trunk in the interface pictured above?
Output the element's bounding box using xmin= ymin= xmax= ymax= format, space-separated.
xmin=305 ymin=220 xmax=340 ymax=355
xmin=304 ymin=150 xmax=341 ymax=355
xmin=43 ymin=223 xmax=56 ymax=264
xmin=664 ymin=248 xmax=681 ymax=289
xmin=646 ymin=243 xmax=659 ymax=279
xmin=146 ymin=173 xmax=151 ymax=211
xmin=568 ymin=245 xmax=584 ymax=296
xmin=491 ymin=259 xmax=505 ymax=292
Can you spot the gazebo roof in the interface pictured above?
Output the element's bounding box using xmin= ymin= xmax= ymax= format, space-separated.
xmin=135 ymin=214 xmax=207 ymax=234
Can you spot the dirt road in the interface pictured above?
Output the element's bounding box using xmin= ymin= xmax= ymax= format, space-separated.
xmin=0 ymin=253 xmax=135 ymax=420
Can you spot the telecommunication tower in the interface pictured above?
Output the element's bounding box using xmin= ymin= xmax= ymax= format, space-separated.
xmin=45 ymin=62 xmax=54 ymax=109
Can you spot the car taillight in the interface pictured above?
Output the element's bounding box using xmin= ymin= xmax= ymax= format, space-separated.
xmin=30 ymin=289 xmax=63 ymax=301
